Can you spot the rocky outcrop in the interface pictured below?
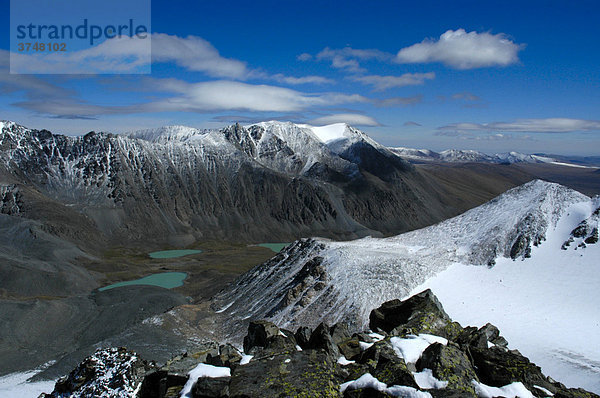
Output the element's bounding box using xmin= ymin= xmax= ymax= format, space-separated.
xmin=40 ymin=347 xmax=155 ymax=398
xmin=562 ymin=202 xmax=599 ymax=249
xmin=42 ymin=291 xmax=599 ymax=398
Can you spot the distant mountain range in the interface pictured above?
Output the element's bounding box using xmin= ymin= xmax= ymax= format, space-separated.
xmin=389 ymin=146 xmax=600 ymax=168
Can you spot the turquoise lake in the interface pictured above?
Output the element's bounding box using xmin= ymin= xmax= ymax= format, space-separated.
xmin=257 ymin=243 xmax=291 ymax=253
xmin=99 ymin=272 xmax=187 ymax=292
xmin=148 ymin=249 xmax=202 ymax=259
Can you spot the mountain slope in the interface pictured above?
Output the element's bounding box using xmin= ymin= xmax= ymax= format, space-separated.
xmin=212 ymin=180 xmax=599 ymax=391
xmin=0 ymin=119 xmax=523 ymax=245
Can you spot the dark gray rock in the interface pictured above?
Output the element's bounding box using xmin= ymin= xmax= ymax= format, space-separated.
xmin=456 ymin=323 xmax=508 ymax=350
xmin=369 ymin=289 xmax=462 ymax=339
xmin=343 ymin=388 xmax=392 ymax=397
xmin=357 ymin=340 xmax=418 ymax=389
xmin=294 ymin=326 xmax=312 ymax=349
xmin=193 ymin=376 xmax=230 ymax=398
xmin=229 ymin=349 xmax=344 ymax=397
xmin=417 ymin=343 xmax=478 ymax=396
xmin=307 ymin=322 xmax=340 ymax=358
xmin=243 ymin=320 xmax=280 ymax=353
xmin=207 ymin=344 xmax=242 ymax=368
xmin=338 ymin=336 xmax=362 ymax=361
xmin=468 ymin=346 xmax=555 ymax=394
xmin=330 ymin=323 xmax=351 ymax=346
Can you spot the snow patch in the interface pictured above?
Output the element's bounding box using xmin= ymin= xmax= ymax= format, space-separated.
xmin=472 ymin=380 xmax=534 ymax=398
xmin=179 ymin=363 xmax=231 ymax=398
xmin=340 ymin=373 xmax=433 ymax=397
xmin=390 ymin=334 xmax=448 ymax=364
xmin=412 ymin=368 xmax=448 ymax=389
xmin=337 ymin=356 xmax=356 ymax=365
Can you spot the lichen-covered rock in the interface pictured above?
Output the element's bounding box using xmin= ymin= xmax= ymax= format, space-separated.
xmin=228 ymin=349 xmax=344 ymax=397
xmin=357 ymin=340 xmax=418 ymax=389
xmin=338 ymin=336 xmax=362 ymax=361
xmin=369 ymin=289 xmax=461 ymax=340
xmin=468 ymin=346 xmax=554 ymax=394
xmin=417 ymin=343 xmax=478 ymax=396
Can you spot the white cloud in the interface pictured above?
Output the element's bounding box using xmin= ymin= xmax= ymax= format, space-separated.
xmin=439 ymin=118 xmax=600 ymax=133
xmin=147 ymin=80 xmax=368 ymax=112
xmin=271 ymin=74 xmax=334 ymax=85
xmin=309 ymin=113 xmax=380 ymax=126
xmin=451 ymin=92 xmax=481 ymax=101
xmin=376 ymin=95 xmax=423 ymax=107
xmin=315 ymin=47 xmax=391 ymax=72
xmin=350 ymin=72 xmax=435 ymax=91
xmin=151 ymin=33 xmax=249 ymax=78
xmin=297 ymin=53 xmax=313 ymax=61
xmin=396 ymin=29 xmax=523 ymax=69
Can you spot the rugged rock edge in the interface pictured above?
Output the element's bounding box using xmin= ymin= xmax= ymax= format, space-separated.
xmin=41 ymin=290 xmax=599 ymax=398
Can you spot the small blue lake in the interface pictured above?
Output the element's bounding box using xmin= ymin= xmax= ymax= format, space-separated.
xmin=257 ymin=243 xmax=291 ymax=253
xmin=99 ymin=272 xmax=187 ymax=292
xmin=148 ymin=249 xmax=202 ymax=259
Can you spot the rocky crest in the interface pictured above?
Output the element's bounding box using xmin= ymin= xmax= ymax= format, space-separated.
xmin=41 ymin=290 xmax=598 ymax=398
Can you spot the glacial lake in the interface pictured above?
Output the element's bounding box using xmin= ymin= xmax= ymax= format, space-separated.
xmin=257 ymin=243 xmax=291 ymax=253
xmin=148 ymin=249 xmax=202 ymax=259
xmin=98 ymin=272 xmax=187 ymax=292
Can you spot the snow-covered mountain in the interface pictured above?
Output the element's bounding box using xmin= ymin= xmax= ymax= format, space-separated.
xmin=212 ymin=180 xmax=600 ymax=391
xmin=389 ymin=146 xmax=565 ymax=165
xmin=2 ymin=120 xmax=455 ymax=243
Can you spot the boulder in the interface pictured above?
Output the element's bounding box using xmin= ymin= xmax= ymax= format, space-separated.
xmin=357 ymin=340 xmax=418 ymax=389
xmin=307 ymin=322 xmax=340 ymax=358
xmin=456 ymin=323 xmax=508 ymax=350
xmin=417 ymin=343 xmax=478 ymax=396
xmin=229 ymin=349 xmax=344 ymax=397
xmin=468 ymin=346 xmax=557 ymax=395
xmin=42 ymin=347 xmax=154 ymax=398
xmin=338 ymin=336 xmax=362 ymax=361
xmin=294 ymin=326 xmax=312 ymax=349
xmin=206 ymin=344 xmax=243 ymax=368
xmin=369 ymin=290 xmax=461 ymax=339
xmin=192 ymin=376 xmax=230 ymax=398
xmin=243 ymin=320 xmax=281 ymax=353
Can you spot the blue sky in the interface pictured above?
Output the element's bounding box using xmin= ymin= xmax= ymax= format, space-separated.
xmin=1 ymin=0 xmax=599 ymax=155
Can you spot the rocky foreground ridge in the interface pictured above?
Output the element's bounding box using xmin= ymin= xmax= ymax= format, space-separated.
xmin=41 ymin=290 xmax=598 ymax=398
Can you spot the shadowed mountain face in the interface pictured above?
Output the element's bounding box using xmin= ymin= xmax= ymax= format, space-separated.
xmin=0 ymin=120 xmax=527 ymax=247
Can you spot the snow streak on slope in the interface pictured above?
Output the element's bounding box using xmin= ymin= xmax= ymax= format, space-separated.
xmin=214 ymin=180 xmax=590 ymax=332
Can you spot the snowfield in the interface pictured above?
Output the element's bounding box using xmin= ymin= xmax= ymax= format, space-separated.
xmin=413 ymin=198 xmax=600 ymax=392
